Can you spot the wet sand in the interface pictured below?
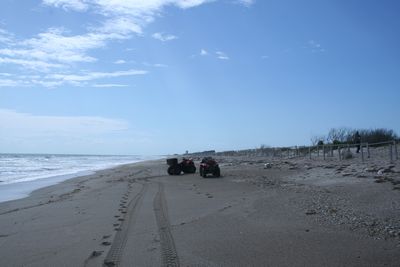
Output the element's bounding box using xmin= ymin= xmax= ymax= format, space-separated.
xmin=0 ymin=156 xmax=399 ymax=266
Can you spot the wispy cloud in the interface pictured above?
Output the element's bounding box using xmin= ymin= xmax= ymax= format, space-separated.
xmin=47 ymin=69 xmax=147 ymax=82
xmin=307 ymin=40 xmax=325 ymax=53
xmin=0 ymin=28 xmax=14 ymax=44
xmin=143 ymin=62 xmax=168 ymax=68
xmin=200 ymin=49 xmax=208 ymax=56
xmin=42 ymin=0 xmax=89 ymax=12
xmin=0 ymin=69 xmax=147 ymax=88
xmin=92 ymin=83 xmax=129 ymax=88
xmin=0 ymin=108 xmax=156 ymax=154
xmin=216 ymin=51 xmax=229 ymax=60
xmin=0 ymin=56 xmax=65 ymax=72
xmin=236 ymin=0 xmax=255 ymax=7
xmin=0 ymin=109 xmax=130 ymax=134
xmin=114 ymin=59 xmax=126 ymax=64
xmin=0 ymin=0 xmax=213 ymax=87
xmin=0 ymin=79 xmax=29 ymax=87
xmin=152 ymin=32 xmax=178 ymax=42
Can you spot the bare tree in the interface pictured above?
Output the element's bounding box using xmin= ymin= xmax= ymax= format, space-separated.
xmin=311 ymin=135 xmax=325 ymax=146
xmin=327 ymin=127 xmax=351 ymax=143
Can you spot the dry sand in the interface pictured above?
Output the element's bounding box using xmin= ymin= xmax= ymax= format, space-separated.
xmin=0 ymin=155 xmax=399 ymax=266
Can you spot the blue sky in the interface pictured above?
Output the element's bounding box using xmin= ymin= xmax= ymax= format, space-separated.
xmin=0 ymin=0 xmax=399 ymax=155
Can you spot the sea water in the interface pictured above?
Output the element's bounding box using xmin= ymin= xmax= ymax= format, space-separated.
xmin=0 ymin=154 xmax=159 ymax=202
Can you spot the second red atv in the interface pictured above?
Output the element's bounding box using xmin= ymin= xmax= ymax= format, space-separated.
xmin=167 ymin=158 xmax=196 ymax=175
xmin=199 ymin=157 xmax=220 ymax=178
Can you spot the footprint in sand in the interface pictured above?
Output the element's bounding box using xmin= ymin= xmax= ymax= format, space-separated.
xmin=91 ymin=251 xmax=103 ymax=257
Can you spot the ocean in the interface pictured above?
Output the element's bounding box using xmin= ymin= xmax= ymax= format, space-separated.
xmin=0 ymin=153 xmax=160 ymax=202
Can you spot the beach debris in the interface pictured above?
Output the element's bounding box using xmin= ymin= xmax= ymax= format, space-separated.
xmin=393 ymin=185 xmax=400 ymax=190
xmin=342 ymin=151 xmax=353 ymax=159
xmin=374 ymin=178 xmax=386 ymax=183
xmin=101 ymin=241 xmax=111 ymax=246
xmin=264 ymin=163 xmax=272 ymax=169
xmin=305 ymin=209 xmax=317 ymax=215
xmin=91 ymin=251 xmax=103 ymax=257
xmin=365 ymin=167 xmax=378 ymax=173
xmin=381 ymin=167 xmax=394 ymax=173
xmin=104 ymin=259 xmax=116 ymax=266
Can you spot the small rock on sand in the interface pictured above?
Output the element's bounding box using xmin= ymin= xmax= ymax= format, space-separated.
xmin=306 ymin=210 xmax=317 ymax=215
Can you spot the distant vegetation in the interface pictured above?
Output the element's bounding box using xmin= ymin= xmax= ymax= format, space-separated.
xmin=311 ymin=128 xmax=399 ymax=146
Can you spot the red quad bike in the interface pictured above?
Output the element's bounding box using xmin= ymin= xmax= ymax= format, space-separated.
xmin=199 ymin=157 xmax=220 ymax=178
xmin=166 ymin=158 xmax=196 ymax=175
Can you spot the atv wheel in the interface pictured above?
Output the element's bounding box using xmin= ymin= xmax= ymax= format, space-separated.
xmin=202 ymin=170 xmax=207 ymax=178
xmin=199 ymin=167 xmax=203 ymax=176
xmin=189 ymin=165 xmax=196 ymax=173
xmin=167 ymin=166 xmax=174 ymax=175
xmin=173 ymin=165 xmax=182 ymax=175
xmin=213 ymin=167 xmax=220 ymax=177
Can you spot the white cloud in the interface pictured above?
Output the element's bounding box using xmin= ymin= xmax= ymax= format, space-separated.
xmin=200 ymin=49 xmax=208 ymax=56
xmin=47 ymin=69 xmax=147 ymax=82
xmin=153 ymin=63 xmax=168 ymax=68
xmin=114 ymin=59 xmax=126 ymax=64
xmin=0 ymin=109 xmax=156 ymax=154
xmin=42 ymin=0 xmax=89 ymax=11
xmin=216 ymin=51 xmax=229 ymax=60
xmin=0 ymin=72 xmax=12 ymax=77
xmin=0 ymin=68 xmax=147 ymax=88
xmin=0 ymin=79 xmax=29 ymax=87
xmin=308 ymin=40 xmax=325 ymax=53
xmin=0 ymin=109 xmax=130 ymax=134
xmin=1 ymin=0 xmax=248 ymax=88
xmin=0 ymin=109 xmax=132 ymax=153
xmin=237 ymin=0 xmax=255 ymax=7
xmin=0 ymin=57 xmax=64 ymax=71
xmin=143 ymin=62 xmax=168 ymax=68
xmin=0 ymin=28 xmax=14 ymax=44
xmin=92 ymin=83 xmax=128 ymax=87
xmin=152 ymin=32 xmax=178 ymax=42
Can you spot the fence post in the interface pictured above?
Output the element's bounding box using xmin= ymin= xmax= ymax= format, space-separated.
xmin=338 ymin=146 xmax=342 ymax=160
xmin=323 ymin=145 xmax=326 ymax=160
xmin=309 ymin=147 xmax=312 ymax=159
xmin=389 ymin=144 xmax=393 ymax=163
xmin=361 ymin=143 xmax=364 ymax=162
xmin=330 ymin=146 xmax=333 ymax=157
xmin=317 ymin=146 xmax=320 ymax=157
xmin=394 ymin=140 xmax=398 ymax=160
xmin=367 ymin=143 xmax=370 ymax=158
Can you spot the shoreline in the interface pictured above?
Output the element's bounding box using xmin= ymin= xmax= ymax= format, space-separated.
xmin=0 ymin=157 xmax=159 ymax=204
xmin=0 ymin=156 xmax=399 ymax=266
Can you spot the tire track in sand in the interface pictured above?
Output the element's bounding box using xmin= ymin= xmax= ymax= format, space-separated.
xmin=103 ymin=182 xmax=148 ymax=267
xmin=153 ymin=182 xmax=180 ymax=267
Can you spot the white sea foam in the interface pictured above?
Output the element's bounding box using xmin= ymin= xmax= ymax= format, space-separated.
xmin=0 ymin=154 xmax=161 ymax=202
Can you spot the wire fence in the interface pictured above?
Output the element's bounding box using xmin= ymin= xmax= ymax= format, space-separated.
xmin=212 ymin=140 xmax=399 ymax=163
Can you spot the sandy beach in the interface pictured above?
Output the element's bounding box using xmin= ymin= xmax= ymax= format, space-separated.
xmin=0 ymin=155 xmax=399 ymax=267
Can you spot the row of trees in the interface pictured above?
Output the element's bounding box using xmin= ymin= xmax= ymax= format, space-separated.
xmin=311 ymin=128 xmax=399 ymax=146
